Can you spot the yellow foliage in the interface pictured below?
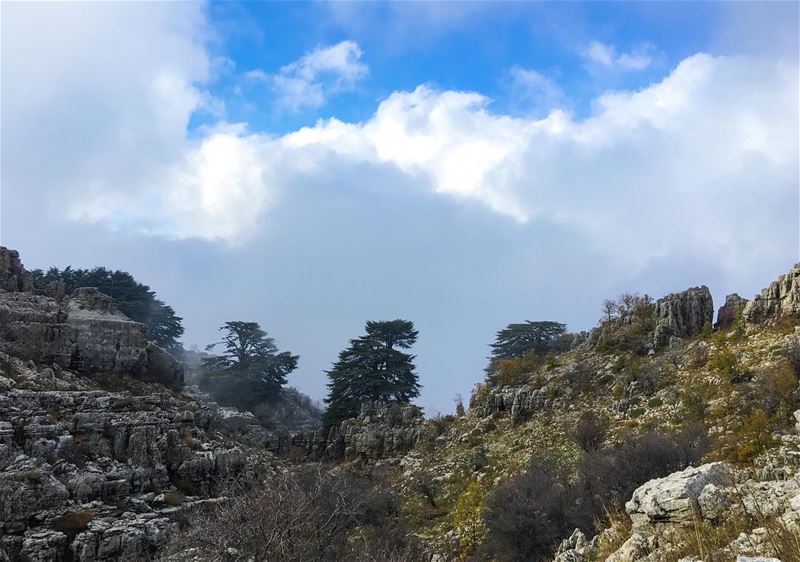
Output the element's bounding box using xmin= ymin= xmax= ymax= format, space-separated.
xmin=450 ymin=479 xmax=488 ymax=560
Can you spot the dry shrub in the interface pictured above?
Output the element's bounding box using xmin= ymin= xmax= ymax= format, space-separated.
xmin=20 ymin=469 xmax=42 ymax=482
xmin=182 ymin=434 xmax=201 ymax=449
xmin=166 ymin=467 xmax=422 ymax=562
xmin=592 ymin=507 xmax=632 ymax=561
xmin=164 ymin=490 xmax=185 ymax=506
xmin=52 ymin=510 xmax=94 ymax=536
xmin=573 ymin=410 xmax=609 ymax=453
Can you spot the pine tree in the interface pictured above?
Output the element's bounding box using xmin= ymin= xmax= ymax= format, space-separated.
xmin=200 ymin=321 xmax=298 ymax=410
xmin=323 ymin=319 xmax=420 ymax=427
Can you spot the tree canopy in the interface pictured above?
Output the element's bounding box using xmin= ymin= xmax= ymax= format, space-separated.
xmin=200 ymin=321 xmax=298 ymax=410
xmin=487 ymin=320 xmax=567 ymax=374
xmin=323 ymin=319 xmax=421 ymax=427
xmin=31 ymin=266 xmax=183 ymax=351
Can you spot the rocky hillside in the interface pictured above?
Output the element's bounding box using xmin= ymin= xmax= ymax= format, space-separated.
xmin=2 ymin=245 xmax=800 ymax=562
xmin=0 ymin=247 xmax=431 ymax=562
xmin=390 ymin=264 xmax=800 ymax=561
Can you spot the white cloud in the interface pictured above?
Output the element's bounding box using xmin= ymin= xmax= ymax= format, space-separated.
xmin=583 ymin=41 xmax=656 ymax=71
xmin=271 ymin=40 xmax=368 ymax=111
xmin=507 ymin=66 xmax=567 ymax=116
xmin=3 ymin=1 xmax=796 ymax=279
xmin=278 ymin=53 xmax=798 ymax=273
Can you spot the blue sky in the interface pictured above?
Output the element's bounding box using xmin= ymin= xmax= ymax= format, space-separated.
xmin=2 ymin=1 xmax=798 ymax=413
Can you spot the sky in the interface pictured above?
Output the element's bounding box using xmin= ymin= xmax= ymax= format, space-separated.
xmin=1 ymin=1 xmax=798 ymax=414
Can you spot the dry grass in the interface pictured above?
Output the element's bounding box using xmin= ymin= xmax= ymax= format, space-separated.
xmin=51 ymin=510 xmax=94 ymax=534
xmin=591 ymin=508 xmax=632 ymax=561
xmin=163 ymin=490 xmax=185 ymax=507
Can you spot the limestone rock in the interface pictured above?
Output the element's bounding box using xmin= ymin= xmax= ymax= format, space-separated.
xmin=0 ymin=247 xmax=33 ymax=292
xmin=716 ymin=293 xmax=748 ymax=330
xmin=606 ymin=532 xmax=651 ymax=562
xmin=744 ymin=263 xmax=800 ymax=324
xmin=0 ymin=283 xmax=182 ymax=389
xmin=626 ymin=462 xmax=733 ymax=528
xmin=653 ymin=286 xmax=714 ymax=347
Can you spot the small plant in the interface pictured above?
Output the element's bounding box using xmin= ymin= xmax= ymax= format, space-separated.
xmin=709 ymin=348 xmax=749 ymax=383
xmin=163 ymin=490 xmax=185 ymax=506
xmin=182 ymin=434 xmax=201 ymax=449
xmin=51 ymin=510 xmax=94 ymax=535
xmin=784 ymin=338 xmax=800 ymax=379
xmin=20 ymin=469 xmax=42 ymax=482
xmin=647 ymin=397 xmax=663 ymax=408
xmin=629 ymin=407 xmax=646 ymax=419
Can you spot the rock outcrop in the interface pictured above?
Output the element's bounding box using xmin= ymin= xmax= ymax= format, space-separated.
xmin=0 ymin=248 xmax=33 ymax=293
xmin=0 ymin=249 xmax=183 ymax=391
xmin=653 ymin=286 xmax=713 ymax=347
xmin=470 ymin=385 xmax=553 ymax=422
xmin=715 ymin=293 xmax=748 ymax=330
xmin=275 ymin=401 xmax=425 ymax=462
xmin=0 ymin=355 xmax=265 ymax=562
xmin=744 ymin=263 xmax=800 ymax=325
xmin=625 ymin=462 xmax=733 ymax=528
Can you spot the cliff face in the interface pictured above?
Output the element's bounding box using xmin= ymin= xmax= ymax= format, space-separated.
xmin=0 ymin=249 xmax=183 ymax=391
xmin=744 ymin=263 xmax=800 ymax=325
xmin=0 ymin=351 xmax=267 ymax=562
xmin=652 ymin=286 xmax=714 ymax=347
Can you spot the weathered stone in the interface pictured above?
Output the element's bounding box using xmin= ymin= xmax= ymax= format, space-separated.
xmin=716 ymin=293 xmax=748 ymax=330
xmin=653 ymin=286 xmax=714 ymax=347
xmin=0 ymin=282 xmax=183 ymax=389
xmin=744 ymin=263 xmax=800 ymax=324
xmin=626 ymin=462 xmax=733 ymax=528
xmin=0 ymin=247 xmax=34 ymax=292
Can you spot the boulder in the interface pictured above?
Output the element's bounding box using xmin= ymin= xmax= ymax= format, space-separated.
xmin=744 ymin=263 xmax=800 ymax=324
xmin=626 ymin=462 xmax=733 ymax=528
xmin=715 ymin=293 xmax=748 ymax=330
xmin=653 ymin=286 xmax=714 ymax=347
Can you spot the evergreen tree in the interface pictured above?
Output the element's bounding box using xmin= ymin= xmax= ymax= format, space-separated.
xmin=323 ymin=319 xmax=420 ymax=427
xmin=486 ymin=320 xmax=567 ymax=374
xmin=200 ymin=321 xmax=298 ymax=410
xmin=30 ymin=266 xmax=184 ymax=351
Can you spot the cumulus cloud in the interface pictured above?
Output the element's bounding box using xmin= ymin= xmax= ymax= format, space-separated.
xmin=3 ymin=2 xmax=796 ymax=277
xmin=582 ymin=41 xmax=656 ymax=71
xmin=270 ymin=40 xmax=368 ymax=111
xmin=277 ymin=53 xmax=796 ymax=274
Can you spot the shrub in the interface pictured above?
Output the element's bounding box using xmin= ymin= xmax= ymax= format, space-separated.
xmin=163 ymin=490 xmax=185 ymax=506
xmin=730 ymin=409 xmax=777 ymax=462
xmin=482 ymin=463 xmax=588 ymax=562
xmin=648 ymin=397 xmax=663 ymax=408
xmin=166 ymin=467 xmax=421 ymax=562
xmin=20 ymin=469 xmax=42 ymax=482
xmin=181 ymin=434 xmax=201 ymax=449
xmin=52 ymin=510 xmax=94 ymax=536
xmin=784 ymin=338 xmax=800 ymax=379
xmin=681 ymin=382 xmax=713 ymax=423
xmin=481 ymin=427 xmax=709 ymax=562
xmin=709 ymin=348 xmax=750 ymax=383
xmin=573 ymin=411 xmax=609 ymax=453
xmin=450 ymin=479 xmax=488 ymax=559
xmin=753 ymin=367 xmax=798 ymax=419
xmin=493 ymin=358 xmax=526 ymax=387
xmin=629 ymin=407 xmax=646 ymax=418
